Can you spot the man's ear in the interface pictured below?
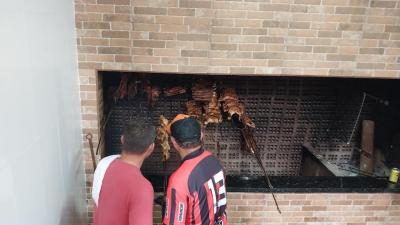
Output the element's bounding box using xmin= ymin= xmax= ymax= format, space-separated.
xmin=170 ymin=137 xmax=179 ymax=149
xmin=121 ymin=135 xmax=124 ymax=145
xmin=145 ymin=143 xmax=155 ymax=157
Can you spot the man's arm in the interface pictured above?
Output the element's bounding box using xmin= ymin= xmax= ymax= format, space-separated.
xmin=129 ymin=185 xmax=154 ymax=225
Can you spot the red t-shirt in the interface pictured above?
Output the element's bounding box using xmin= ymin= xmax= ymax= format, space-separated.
xmin=94 ymin=159 xmax=154 ymax=225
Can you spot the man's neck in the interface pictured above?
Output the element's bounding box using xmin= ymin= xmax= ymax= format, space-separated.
xmin=179 ymin=145 xmax=201 ymax=160
xmin=120 ymin=152 xmax=144 ymax=169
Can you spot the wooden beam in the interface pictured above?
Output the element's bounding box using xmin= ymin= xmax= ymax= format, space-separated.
xmin=360 ymin=120 xmax=375 ymax=174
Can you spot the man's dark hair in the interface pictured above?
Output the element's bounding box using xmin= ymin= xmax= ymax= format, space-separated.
xmin=122 ymin=121 xmax=156 ymax=154
xmin=175 ymin=140 xmax=202 ymax=149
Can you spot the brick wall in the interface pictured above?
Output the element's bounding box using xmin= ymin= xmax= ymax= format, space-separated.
xmin=154 ymin=192 xmax=400 ymax=225
xmin=75 ymin=0 xmax=400 ymax=78
xmin=74 ymin=0 xmax=400 ymax=223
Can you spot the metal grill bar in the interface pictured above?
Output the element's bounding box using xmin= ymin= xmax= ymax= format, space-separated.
xmin=102 ymin=76 xmax=382 ymax=176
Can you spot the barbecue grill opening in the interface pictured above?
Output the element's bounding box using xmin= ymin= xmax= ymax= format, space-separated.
xmin=98 ymin=71 xmax=400 ymax=181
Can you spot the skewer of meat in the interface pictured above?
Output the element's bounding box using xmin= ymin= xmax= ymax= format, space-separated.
xmin=156 ymin=115 xmax=170 ymax=161
xmin=220 ymin=88 xmax=256 ymax=128
xmin=186 ymin=100 xmax=203 ymax=120
xmin=242 ymin=114 xmax=256 ymax=128
xmin=220 ymin=88 xmax=243 ymax=118
xmin=163 ymin=86 xmax=186 ymax=97
xmin=144 ymin=81 xmax=161 ymax=107
xmin=127 ymin=77 xmax=138 ymax=100
xmin=192 ymin=80 xmax=214 ymax=102
xmin=204 ymin=91 xmax=222 ymax=125
xmin=114 ymin=74 xmax=129 ymax=101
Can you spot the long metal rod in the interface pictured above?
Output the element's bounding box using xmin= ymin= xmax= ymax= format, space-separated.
xmin=347 ymin=92 xmax=366 ymax=144
xmin=86 ymin=133 xmax=97 ymax=169
xmin=96 ymin=109 xmax=113 ymax=155
xmin=240 ymin=128 xmax=281 ymax=214
xmin=252 ymin=151 xmax=281 ymax=214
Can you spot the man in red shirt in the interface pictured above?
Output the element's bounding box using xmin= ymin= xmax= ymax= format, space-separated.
xmin=93 ymin=121 xmax=156 ymax=225
xmin=163 ymin=115 xmax=228 ymax=225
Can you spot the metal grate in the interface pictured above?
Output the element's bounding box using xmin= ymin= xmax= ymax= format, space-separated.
xmin=103 ymin=76 xmax=372 ymax=176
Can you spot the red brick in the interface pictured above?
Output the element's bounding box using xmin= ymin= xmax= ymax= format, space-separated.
xmin=260 ymin=4 xmax=290 ymax=11
xmin=364 ymin=206 xmax=388 ymax=211
xmin=338 ymin=23 xmax=363 ymax=31
xmin=313 ymin=46 xmax=337 ymax=53
xmin=177 ymin=33 xmax=208 ymax=41
xmin=98 ymin=0 xmax=130 ymax=5
xmin=359 ymin=47 xmax=384 ymax=54
xmin=115 ymin=55 xmax=131 ymax=62
xmin=134 ymin=7 xmax=167 ymax=15
xmin=392 ymin=200 xmax=400 ymax=205
xmin=371 ymin=1 xmax=397 ymax=8
xmin=168 ymin=8 xmax=195 ymax=16
xmin=212 ymin=27 xmax=241 ymax=34
xmin=327 ymin=54 xmax=356 ymax=61
xmin=211 ymin=43 xmax=237 ymax=50
xmin=259 ymin=36 xmax=284 ymax=43
xmin=179 ymin=0 xmax=211 ymax=8
xmin=149 ymin=32 xmax=176 ymax=40
xmin=263 ymin=20 xmax=288 ymax=28
xmin=363 ymin=32 xmax=390 ymax=39
xmin=133 ymin=40 xmax=165 ymax=48
xmin=83 ymin=22 xmax=110 ymax=29
xmin=287 ymin=45 xmax=312 ymax=52
xmin=318 ymin=30 xmax=342 ymax=38
xmin=302 ymin=206 xmax=327 ymax=211
xmin=335 ymin=7 xmax=366 ymax=15
xmin=181 ymin=50 xmax=207 ymax=57
xmin=294 ymin=0 xmax=321 ymax=5
xmin=98 ymin=47 xmax=130 ymax=54
xmin=385 ymin=26 xmax=400 ymax=33
xmin=103 ymin=14 xmax=130 ymax=22
xmin=242 ymin=28 xmax=267 ymax=35
xmin=289 ymin=22 xmax=310 ymax=29
xmin=102 ymin=31 xmax=129 ymax=38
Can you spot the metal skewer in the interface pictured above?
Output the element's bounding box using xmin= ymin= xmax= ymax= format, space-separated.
xmin=232 ymin=114 xmax=281 ymax=214
xmin=239 ymin=128 xmax=282 ymax=214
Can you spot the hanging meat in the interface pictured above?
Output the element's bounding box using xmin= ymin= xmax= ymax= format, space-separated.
xmin=220 ymin=88 xmax=256 ymax=128
xmin=156 ymin=115 xmax=170 ymax=161
xmin=143 ymin=81 xmax=161 ymax=107
xmin=186 ymin=100 xmax=203 ymax=120
xmin=219 ymin=88 xmax=238 ymax=101
xmin=127 ymin=78 xmax=138 ymax=100
xmin=204 ymin=92 xmax=222 ymax=125
xmin=220 ymin=88 xmax=243 ymax=118
xmin=114 ymin=74 xmax=129 ymax=101
xmin=191 ymin=80 xmax=214 ymax=102
xmin=240 ymin=125 xmax=257 ymax=154
xmin=242 ymin=114 xmax=256 ymax=128
xmin=163 ymin=86 xmax=186 ymax=97
xmin=107 ymin=86 xmax=117 ymax=103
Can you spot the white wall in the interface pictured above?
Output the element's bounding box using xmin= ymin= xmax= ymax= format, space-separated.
xmin=0 ymin=0 xmax=87 ymax=224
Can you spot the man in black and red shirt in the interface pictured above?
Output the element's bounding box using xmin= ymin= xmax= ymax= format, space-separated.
xmin=163 ymin=114 xmax=228 ymax=225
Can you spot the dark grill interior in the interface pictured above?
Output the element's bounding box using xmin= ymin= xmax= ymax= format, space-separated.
xmin=102 ymin=72 xmax=400 ymax=176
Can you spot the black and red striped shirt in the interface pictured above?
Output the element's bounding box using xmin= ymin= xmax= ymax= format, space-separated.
xmin=163 ymin=148 xmax=227 ymax=225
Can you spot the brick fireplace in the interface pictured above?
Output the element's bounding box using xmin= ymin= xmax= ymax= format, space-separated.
xmin=74 ymin=0 xmax=400 ymax=224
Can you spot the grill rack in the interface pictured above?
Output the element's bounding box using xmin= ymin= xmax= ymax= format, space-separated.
xmin=103 ymin=76 xmax=367 ymax=176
